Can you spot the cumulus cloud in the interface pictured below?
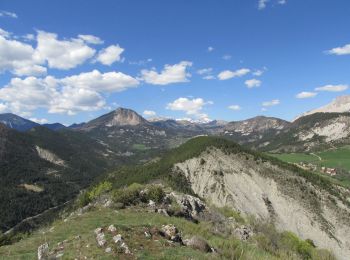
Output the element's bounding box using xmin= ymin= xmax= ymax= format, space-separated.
xmin=61 ymin=69 xmax=139 ymax=92
xmin=315 ymin=84 xmax=349 ymax=92
xmin=0 ymin=103 xmax=7 ymax=112
xmin=141 ymin=61 xmax=192 ymax=85
xmin=78 ymin=34 xmax=104 ymax=44
xmin=0 ymin=34 xmax=47 ymax=76
xmin=228 ymin=105 xmax=241 ymax=111
xmin=166 ymin=97 xmax=212 ymax=122
xmin=0 ymin=11 xmax=17 ymax=18
xmin=143 ymin=110 xmax=156 ymax=116
xmin=262 ymin=99 xmax=280 ymax=107
xmin=326 ymin=44 xmax=350 ymax=56
xmin=218 ymin=68 xmax=250 ymax=80
xmin=96 ymin=44 xmax=124 ymax=65
xmin=296 ymin=91 xmax=317 ymax=99
xmin=34 ymin=31 xmax=96 ymax=70
xmin=245 ymin=79 xmax=261 ymax=88
xmin=0 ymin=70 xmax=139 ymax=115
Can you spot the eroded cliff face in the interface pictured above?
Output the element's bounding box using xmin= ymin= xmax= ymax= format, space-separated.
xmin=174 ymin=148 xmax=350 ymax=260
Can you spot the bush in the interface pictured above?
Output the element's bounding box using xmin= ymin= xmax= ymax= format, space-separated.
xmin=146 ymin=185 xmax=165 ymax=203
xmin=113 ymin=183 xmax=143 ymax=206
xmin=88 ymin=181 xmax=112 ymax=200
xmin=76 ymin=191 xmax=91 ymax=208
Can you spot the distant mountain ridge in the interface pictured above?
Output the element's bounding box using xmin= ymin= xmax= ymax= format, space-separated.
xmin=296 ymin=95 xmax=350 ymax=120
xmin=0 ymin=113 xmax=39 ymax=131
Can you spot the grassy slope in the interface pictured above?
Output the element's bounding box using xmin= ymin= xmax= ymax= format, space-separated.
xmin=269 ymin=146 xmax=350 ymax=187
xmin=0 ymin=207 xmax=275 ymax=260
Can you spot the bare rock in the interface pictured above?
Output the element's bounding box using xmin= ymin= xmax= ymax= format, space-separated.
xmin=37 ymin=242 xmax=49 ymax=260
xmin=113 ymin=234 xmax=123 ymax=244
xmin=107 ymin=224 xmax=117 ymax=232
xmin=234 ymin=225 xmax=253 ymax=241
xmin=161 ymin=224 xmax=182 ymax=242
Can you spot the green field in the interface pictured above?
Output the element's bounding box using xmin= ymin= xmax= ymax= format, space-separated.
xmin=270 ymin=146 xmax=350 ymax=171
xmin=269 ymin=146 xmax=350 ymax=187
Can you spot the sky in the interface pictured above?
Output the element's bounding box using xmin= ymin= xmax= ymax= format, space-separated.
xmin=0 ymin=0 xmax=350 ymax=125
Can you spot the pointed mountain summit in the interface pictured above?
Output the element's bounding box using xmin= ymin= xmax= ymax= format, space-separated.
xmin=0 ymin=113 xmax=39 ymax=131
xmin=80 ymin=108 xmax=149 ymax=131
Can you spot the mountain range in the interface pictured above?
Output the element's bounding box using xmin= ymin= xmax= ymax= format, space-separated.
xmin=1 ymin=96 xmax=350 ymax=259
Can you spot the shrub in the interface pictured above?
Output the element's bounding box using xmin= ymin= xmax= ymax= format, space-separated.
xmin=146 ymin=185 xmax=165 ymax=203
xmin=88 ymin=181 xmax=112 ymax=200
xmin=77 ymin=191 xmax=91 ymax=207
xmin=113 ymin=183 xmax=143 ymax=206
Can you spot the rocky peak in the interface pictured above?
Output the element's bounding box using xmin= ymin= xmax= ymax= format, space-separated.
xmin=80 ymin=108 xmax=149 ymax=130
xmin=106 ymin=108 xmax=148 ymax=127
xmin=295 ymin=95 xmax=350 ymax=120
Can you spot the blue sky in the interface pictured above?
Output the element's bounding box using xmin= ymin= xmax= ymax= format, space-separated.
xmin=0 ymin=0 xmax=349 ymax=125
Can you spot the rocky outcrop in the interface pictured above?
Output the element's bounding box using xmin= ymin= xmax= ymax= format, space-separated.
xmin=35 ymin=146 xmax=66 ymax=167
xmin=37 ymin=242 xmax=49 ymax=260
xmin=174 ymin=147 xmax=350 ymax=260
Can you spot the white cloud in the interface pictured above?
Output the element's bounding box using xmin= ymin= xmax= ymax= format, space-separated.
xmin=0 ymin=103 xmax=7 ymax=112
xmin=143 ymin=110 xmax=156 ymax=116
xmin=61 ymin=69 xmax=139 ymax=92
xmin=49 ymin=86 xmax=105 ymax=115
xmin=166 ymin=97 xmax=212 ymax=122
xmin=96 ymin=44 xmax=124 ymax=65
xmin=34 ymin=30 xmax=96 ymax=70
xmin=207 ymin=46 xmax=214 ymax=52
xmin=0 ymin=34 xmax=47 ymax=76
xmin=262 ymin=99 xmax=280 ymax=107
xmin=203 ymin=75 xmax=215 ymax=80
xmin=315 ymin=84 xmax=349 ymax=92
xmin=0 ymin=28 xmax=10 ymax=38
xmin=78 ymin=34 xmax=104 ymax=44
xmin=278 ymin=0 xmax=287 ymax=4
xmin=0 ymin=11 xmax=17 ymax=18
xmin=0 ymin=70 xmax=138 ymax=115
xmin=222 ymin=54 xmax=232 ymax=60
xmin=197 ymin=68 xmax=215 ymax=80
xmin=218 ymin=68 xmax=250 ymax=80
xmin=30 ymin=117 xmax=48 ymax=124
xmin=245 ymin=79 xmax=261 ymax=88
xmin=253 ymin=69 xmax=264 ymax=76
xmin=296 ymin=91 xmax=317 ymax=99
xmin=141 ymin=61 xmax=192 ymax=85
xmin=327 ymin=44 xmax=350 ymax=56
xmin=197 ymin=68 xmax=212 ymax=75
xmin=228 ymin=105 xmax=241 ymax=111
xmin=258 ymin=0 xmax=269 ymax=10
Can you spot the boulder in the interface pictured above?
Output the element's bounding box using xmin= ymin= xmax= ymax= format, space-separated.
xmin=170 ymin=193 xmax=206 ymax=219
xmin=161 ymin=224 xmax=182 ymax=242
xmin=96 ymin=233 xmax=107 ymax=247
xmin=37 ymin=242 xmax=49 ymax=260
xmin=94 ymin=227 xmax=103 ymax=235
xmin=113 ymin=234 xmax=123 ymax=244
xmin=183 ymin=236 xmax=212 ymax=252
xmin=234 ymin=225 xmax=253 ymax=241
xmin=107 ymin=224 xmax=117 ymax=232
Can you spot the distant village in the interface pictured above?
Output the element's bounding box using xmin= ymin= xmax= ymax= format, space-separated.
xmin=294 ymin=162 xmax=337 ymax=176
